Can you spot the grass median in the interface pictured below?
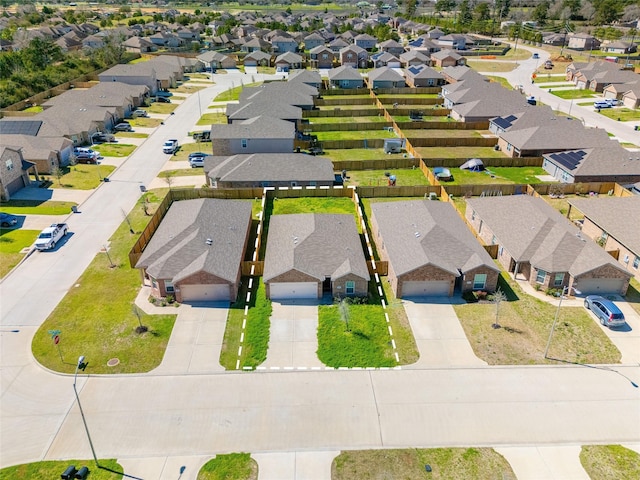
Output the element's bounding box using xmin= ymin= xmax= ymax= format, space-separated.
xmin=0 ymin=459 xmax=123 ymax=480
xmin=0 ymin=229 xmax=39 ymax=278
xmin=580 ymin=445 xmax=640 ymax=480
xmin=198 ymin=453 xmax=258 ymax=480
xmin=32 ymin=189 xmax=177 ymax=374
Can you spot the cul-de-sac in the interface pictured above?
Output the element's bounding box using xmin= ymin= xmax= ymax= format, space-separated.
xmin=1 ymin=1 xmax=639 ymax=479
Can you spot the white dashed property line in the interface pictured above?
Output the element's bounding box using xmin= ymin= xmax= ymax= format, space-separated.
xmin=243 ymin=366 xmax=253 ymax=371
xmin=252 ymin=251 xmax=258 ymax=261
xmin=243 ymin=306 xmax=248 ymax=316
xmin=381 ymin=299 xmax=386 ymax=309
xmin=391 ymin=339 xmax=396 ymax=349
xmin=395 ymin=353 xmax=400 ymax=362
xmin=375 ymin=273 xmax=380 ymax=283
xmin=245 ymin=292 xmax=251 ymax=302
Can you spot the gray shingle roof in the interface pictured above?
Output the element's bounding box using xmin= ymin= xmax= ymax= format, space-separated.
xmin=135 ymin=199 xmax=252 ymax=283
xmin=328 ymin=65 xmax=363 ymax=81
xmin=371 ymin=200 xmax=498 ymax=277
xmin=209 ymin=115 xmax=294 ymax=140
xmin=263 ymin=213 xmax=370 ymax=282
xmin=226 ymin=101 xmax=302 ymax=121
xmin=568 ymin=196 xmax=640 ymax=255
xmin=545 ymin=144 xmax=640 ymax=178
xmin=367 ymin=67 xmax=404 ymax=82
xmin=466 ymin=195 xmax=630 ymax=277
xmin=205 ymin=153 xmax=334 ymax=183
xmin=500 ymin=119 xmax=612 ymax=151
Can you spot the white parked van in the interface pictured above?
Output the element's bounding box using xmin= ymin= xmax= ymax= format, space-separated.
xmin=594 ymin=100 xmax=611 ymax=109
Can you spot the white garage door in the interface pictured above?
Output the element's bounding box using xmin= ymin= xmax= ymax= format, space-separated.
xmin=401 ymin=281 xmax=450 ymax=297
xmin=269 ymin=282 xmax=318 ymax=300
xmin=574 ymin=278 xmax=626 ymax=295
xmin=180 ymin=284 xmax=230 ymax=302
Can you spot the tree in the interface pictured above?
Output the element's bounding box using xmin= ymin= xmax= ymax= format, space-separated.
xmin=435 ymin=0 xmax=456 ymax=14
xmin=53 ymin=166 xmax=65 ymax=186
xmin=475 ymin=2 xmax=492 ymax=22
xmin=405 ymin=0 xmax=417 ymax=17
xmin=532 ymin=0 xmax=551 ymax=24
xmin=492 ymin=289 xmax=507 ymax=329
xmin=495 ymin=0 xmax=511 ymax=19
xmin=592 ymin=0 xmax=623 ymax=24
xmin=459 ymin=0 xmax=474 ymax=25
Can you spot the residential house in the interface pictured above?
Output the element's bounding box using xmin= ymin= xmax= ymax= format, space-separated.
xmin=426 ymin=28 xmax=445 ymax=40
xmin=354 ymin=33 xmax=377 ymax=51
xmin=176 ymin=27 xmax=200 ymax=42
xmin=403 ymin=65 xmax=445 ymax=88
xmin=288 ymin=70 xmax=322 ymax=89
xmin=239 ymin=82 xmax=317 ymax=109
xmin=542 ymin=144 xmax=640 ymax=184
xmin=465 ymin=195 xmax=632 ymax=294
xmin=327 ymin=66 xmax=365 ymax=89
xmin=271 ymin=35 xmax=299 ymax=53
xmin=379 ymin=39 xmax=405 ymax=56
xmin=263 ymin=214 xmax=370 ymax=300
xmin=0 ymin=134 xmax=73 ymax=174
xmin=568 ymin=196 xmax=640 ymax=280
xmin=567 ymin=33 xmax=601 ymax=51
xmin=0 ymin=146 xmax=34 ymax=201
xmin=149 ymin=31 xmax=184 ymax=48
xmin=308 ymin=45 xmax=335 ymax=69
xmin=367 ymin=67 xmax=405 ymax=89
xmin=242 ymin=37 xmax=270 ymax=53
xmin=135 ymin=199 xmax=252 ymax=303
xmin=209 ymin=116 xmax=294 ymax=156
xmin=82 ymin=34 xmax=104 ymax=50
xmin=437 ymin=34 xmax=469 ymax=50
xmin=329 ymin=37 xmax=349 ymax=53
xmin=274 ymin=51 xmax=303 ymax=72
xmin=601 ymin=41 xmax=637 ymax=54
xmin=226 ymin=101 xmax=302 ymax=123
xmin=339 ymin=45 xmax=369 ymax=68
xmin=407 ymin=35 xmax=441 ymax=54
xmin=197 ymin=51 xmax=237 ymax=70
xmin=204 ymin=153 xmax=335 ymax=189
xmin=431 ymin=49 xmax=466 ymax=68
xmin=602 ymin=80 xmax=639 ymax=101
xmin=371 ymin=51 xmax=401 ymax=68
xmin=303 ymin=32 xmax=325 ymax=51
xmin=371 ymin=200 xmax=499 ymax=297
xmin=400 ymin=50 xmax=431 ymax=67
xmin=621 ymin=83 xmax=640 ymax=108
xmin=99 ymin=63 xmax=159 ymax=93
xmin=243 ymin=50 xmax=272 ymax=67
xmin=122 ymin=36 xmax=156 ymax=53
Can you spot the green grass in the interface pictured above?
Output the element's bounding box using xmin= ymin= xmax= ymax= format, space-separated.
xmin=318 ymin=105 xmax=378 ymax=111
xmin=315 ymin=130 xmax=398 ymax=141
xmin=158 ymin=168 xmax=203 ymax=178
xmin=92 ymin=143 xmax=136 ymax=158
xmin=377 ymin=93 xmax=439 ymax=99
xmin=580 ymin=445 xmax=640 ymax=480
xmin=598 ymin=108 xmax=640 ymax=122
xmin=403 ymin=129 xmax=483 ymax=138
xmin=146 ymin=102 xmax=178 ymax=114
xmin=220 ymin=279 xmax=271 ymax=370
xmin=22 ymin=105 xmax=43 ymax=113
xmin=453 ymin=272 xmax=621 ymax=365
xmin=129 ymin=117 xmax=163 ymax=128
xmin=347 ymin=168 xmax=427 ymax=186
xmin=447 ymin=166 xmax=548 ymax=186
xmin=550 ymin=89 xmax=598 ymax=100
xmin=198 ymin=453 xmax=258 ymax=480
xmin=532 ymin=73 xmax=566 ymax=84
xmin=0 ymin=199 xmax=77 ymax=215
xmin=213 ymin=82 xmax=262 ymax=102
xmin=0 ymin=459 xmax=123 ymax=480
xmin=323 ymin=148 xmax=405 ymax=162
xmin=46 ymin=164 xmax=116 ymax=189
xmin=271 ymin=197 xmax=356 ymax=220
xmin=171 ymin=142 xmax=214 ymax=161
xmin=626 ymin=278 xmax=640 ymax=316
xmin=0 ymin=229 xmax=39 ymax=278
xmin=416 ymin=146 xmax=507 ymax=159
xmin=393 ymin=115 xmax=455 ymax=123
xmin=186 ymin=73 xmax=211 ymax=80
xmin=309 ymin=116 xmax=388 ymax=124
xmin=171 ymin=84 xmax=207 ymax=94
xmin=114 ymin=132 xmax=149 ymax=139
xmin=197 ymin=112 xmax=228 ymax=125
xmin=333 ymin=448 xmax=515 ymax=480
xmin=381 ymin=279 xmax=420 ymax=365
xmin=467 ymin=60 xmax=517 ymax=72
xmin=31 ymin=189 xmax=177 ymax=374
xmin=318 ymin=299 xmax=396 ymax=368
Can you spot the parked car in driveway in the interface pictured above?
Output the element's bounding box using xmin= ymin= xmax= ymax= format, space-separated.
xmin=0 ymin=212 xmax=18 ymax=227
xmin=155 ymin=97 xmax=171 ymax=103
xmin=189 ymin=156 xmax=205 ymax=168
xmin=114 ymin=123 xmax=133 ymax=132
xmin=132 ymin=109 xmax=148 ymax=117
xmin=189 ymin=152 xmax=208 ymax=159
xmin=584 ymin=295 xmax=626 ymax=328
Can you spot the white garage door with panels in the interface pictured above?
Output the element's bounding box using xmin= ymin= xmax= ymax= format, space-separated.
xmin=269 ymin=282 xmax=317 ymax=300
xmin=575 ymin=278 xmax=626 ymax=295
xmin=180 ymin=284 xmax=230 ymax=302
xmin=402 ymin=280 xmax=450 ymax=297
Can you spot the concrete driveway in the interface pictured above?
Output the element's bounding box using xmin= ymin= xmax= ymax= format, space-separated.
xmin=403 ymin=298 xmax=487 ymax=368
xmin=262 ymin=300 xmax=323 ymax=369
xmin=590 ymin=296 xmax=640 ymax=364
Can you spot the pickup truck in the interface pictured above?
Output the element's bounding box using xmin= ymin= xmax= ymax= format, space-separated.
xmin=163 ymin=139 xmax=179 ymax=154
xmin=35 ymin=223 xmax=68 ymax=250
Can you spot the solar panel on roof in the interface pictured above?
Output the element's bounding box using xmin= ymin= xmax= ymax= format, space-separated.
xmin=0 ymin=120 xmax=43 ymax=136
xmin=408 ymin=66 xmax=422 ymax=75
xmin=549 ymin=150 xmax=587 ymax=171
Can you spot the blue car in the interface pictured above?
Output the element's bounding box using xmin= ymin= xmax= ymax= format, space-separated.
xmin=584 ymin=295 xmax=626 ymax=328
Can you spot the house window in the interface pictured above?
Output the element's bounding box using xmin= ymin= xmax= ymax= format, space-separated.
xmin=241 ymin=139 xmax=248 ymax=148
xmin=165 ymin=280 xmax=175 ymax=293
xmin=471 ymin=210 xmax=476 ymax=221
xmin=345 ymin=281 xmax=355 ymax=294
xmin=347 ymin=53 xmax=353 ymax=59
xmin=322 ymin=54 xmax=328 ymax=59
xmin=473 ymin=274 xmax=487 ymax=290
xmin=536 ymin=269 xmax=547 ymax=284
xmin=506 ymin=143 xmax=512 ymax=152
xmin=601 ymin=232 xmax=608 ymax=241
xmin=491 ymin=235 xmax=497 ymax=245
xmin=151 ymin=278 xmax=158 ymax=289
xmin=5 ymin=159 xmax=13 ymax=171
xmin=633 ymin=256 xmax=639 ymax=269
xmin=554 ymin=273 xmax=564 ymax=287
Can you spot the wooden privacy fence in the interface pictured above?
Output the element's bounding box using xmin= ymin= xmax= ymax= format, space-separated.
xmin=408 ymin=137 xmax=498 ymax=148
xmin=386 ymin=107 xmax=451 ymax=116
xmin=321 ymin=139 xmax=386 ymax=149
xmin=374 ymin=86 xmax=441 ymax=95
xmin=367 ymin=261 xmax=388 ymax=275
xmin=421 ymin=157 xmax=544 ymax=168
xmin=333 ymin=158 xmax=421 ymax=171
xmin=315 ymin=98 xmax=376 ymax=106
xmin=529 ymin=182 xmax=629 ymax=196
xmin=396 ymin=121 xmax=488 ymax=130
xmin=307 ymin=122 xmax=392 ymax=132
xmin=356 ymin=185 xmax=442 ymax=198
xmin=379 ymin=97 xmax=441 ymax=106
xmin=320 ymin=88 xmax=370 ymax=96
xmin=303 ymin=108 xmax=382 ymax=117
xmin=242 ymin=261 xmax=264 ymax=276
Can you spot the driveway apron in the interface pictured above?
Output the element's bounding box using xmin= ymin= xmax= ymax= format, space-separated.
xmin=263 ymin=301 xmax=323 ymax=369
xmin=403 ymin=298 xmax=487 ymax=367
xmin=496 ymin=446 xmax=589 ymax=480
xmin=254 ymin=451 xmax=338 ymax=480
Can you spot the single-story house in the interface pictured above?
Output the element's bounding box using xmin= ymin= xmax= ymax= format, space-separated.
xmin=197 ymin=51 xmax=237 ymax=70
xmin=367 ymin=67 xmax=405 ymax=89
xmin=135 ymin=198 xmax=252 ymax=303
xmin=243 ymin=50 xmax=272 ymax=67
xmin=303 ymin=32 xmax=325 ymax=51
xmin=371 ymin=51 xmax=401 ymax=69
xmin=210 ymin=115 xmax=294 ymax=156
xmin=0 ymin=146 xmax=34 ymax=201
xmin=122 ymin=36 xmax=156 ymax=53
xmin=400 ymin=50 xmax=431 ymax=67
xmin=621 ymin=83 xmax=640 ymax=109
xmin=465 ymin=195 xmax=631 ymax=295
xmin=379 ymin=38 xmax=405 ymax=56
xmin=226 ymin=101 xmax=302 ymax=123
xmin=567 ymin=33 xmax=600 ymax=51
xmin=288 ymin=69 xmax=322 ymax=89
xmin=327 ymin=65 xmax=364 ymax=89
xmin=354 ymin=33 xmax=377 ymax=51
xmin=0 ymin=134 xmax=73 ymax=174
xmin=601 ymin=41 xmax=637 ymax=54
xmin=568 ymin=196 xmax=640 ymax=280
xmin=542 ymin=144 xmax=640 ymax=184
xmin=431 ymin=49 xmax=466 ymax=68
xmin=274 ymin=51 xmax=303 ymax=72
xmin=371 ymin=200 xmax=499 ymax=297
xmin=403 ymin=65 xmax=445 ymax=88
xmin=205 ymin=153 xmax=335 ymax=188
xmin=263 ymin=213 xmax=370 ymax=300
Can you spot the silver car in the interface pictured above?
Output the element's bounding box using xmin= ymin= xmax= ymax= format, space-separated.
xmin=584 ymin=295 xmax=626 ymax=328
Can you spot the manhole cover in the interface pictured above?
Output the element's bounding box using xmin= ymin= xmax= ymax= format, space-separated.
xmin=107 ymin=358 xmax=120 ymax=367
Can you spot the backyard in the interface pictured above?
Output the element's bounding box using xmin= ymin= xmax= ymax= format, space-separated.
xmin=416 ymin=146 xmax=508 ymax=159
xmin=308 ymin=116 xmax=388 ymax=124
xmin=445 ymin=166 xmax=549 ymax=185
xmin=346 ymin=168 xmax=427 ymax=187
xmin=314 ymin=129 xmax=398 ymax=141
xmin=322 ymin=148 xmax=406 ymax=162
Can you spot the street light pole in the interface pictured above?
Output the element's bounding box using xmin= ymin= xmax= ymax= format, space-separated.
xmin=73 ymin=355 xmax=100 ymax=467
xmin=544 ymin=286 xmax=581 ymax=358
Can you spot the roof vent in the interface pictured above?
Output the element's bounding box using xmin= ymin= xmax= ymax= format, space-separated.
xmin=205 ymin=238 xmax=213 ymax=246
xmin=415 ymin=232 xmax=420 ymax=238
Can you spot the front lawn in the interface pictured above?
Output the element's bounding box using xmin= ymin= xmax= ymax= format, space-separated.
xmin=598 ymin=108 xmax=640 ymax=122
xmin=346 ymin=168 xmax=427 ymax=186
xmin=315 ymin=130 xmax=398 ymax=141
xmin=114 ymin=132 xmax=149 ymax=139
xmin=146 ymin=102 xmax=178 ymax=114
xmin=0 ymin=229 xmax=39 ymax=278
xmin=32 ymin=189 xmax=177 ymax=374
xmin=466 ymin=60 xmax=517 ymax=72
xmin=45 ymin=164 xmax=116 ymax=189
xmin=0 ymin=459 xmax=123 ymax=480
xmin=550 ymin=89 xmax=598 ymax=100
xmin=626 ymin=278 xmax=640 ymax=316
xmin=580 ymin=445 xmax=640 ymax=480
xmin=197 ymin=112 xmax=228 ymax=126
xmin=171 ymin=84 xmax=207 ymax=94
xmin=158 ymin=168 xmax=203 ymax=178
xmin=381 ymin=280 xmax=419 ymax=365
xmin=213 ymin=82 xmax=262 ymax=102
xmin=171 ymin=142 xmax=214 ymax=161
xmin=484 ymin=76 xmax=513 ymax=89
xmin=323 ymin=148 xmax=405 ymax=162
xmin=93 ymin=143 xmax=137 ymax=158
xmin=453 ymin=272 xmax=621 ymax=365
xmin=416 ymin=146 xmax=507 ymax=159
xmin=198 ymin=453 xmax=258 ymax=480
xmin=333 ymin=448 xmax=515 ymax=480
xmin=129 ymin=117 xmax=163 ymax=128
xmin=0 ymin=199 xmax=76 ymax=215
xmin=220 ymin=279 xmax=271 ymax=370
